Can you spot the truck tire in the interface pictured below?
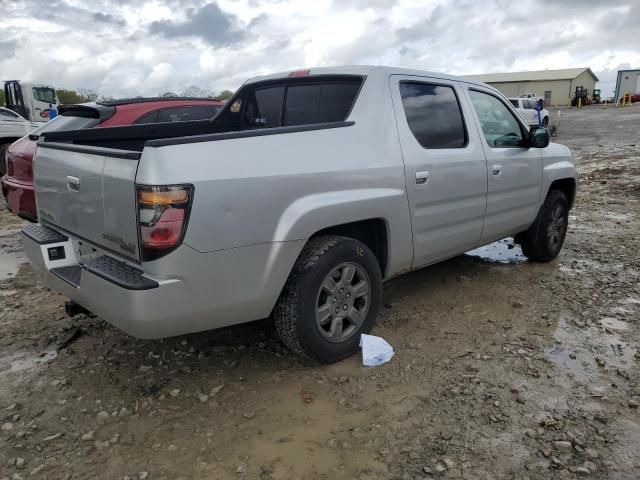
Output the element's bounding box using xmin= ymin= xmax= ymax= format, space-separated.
xmin=273 ymin=235 xmax=382 ymax=363
xmin=519 ymin=190 xmax=569 ymax=262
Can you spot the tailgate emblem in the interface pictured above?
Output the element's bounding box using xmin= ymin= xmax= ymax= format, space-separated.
xmin=102 ymin=232 xmax=136 ymax=254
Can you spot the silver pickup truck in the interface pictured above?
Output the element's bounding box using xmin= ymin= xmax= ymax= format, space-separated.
xmin=22 ymin=66 xmax=576 ymax=363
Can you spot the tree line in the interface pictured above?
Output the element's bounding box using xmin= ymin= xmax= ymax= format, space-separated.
xmin=0 ymin=86 xmax=233 ymax=107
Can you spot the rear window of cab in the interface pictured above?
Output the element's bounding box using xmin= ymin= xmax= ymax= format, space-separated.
xmin=215 ymin=76 xmax=363 ymax=131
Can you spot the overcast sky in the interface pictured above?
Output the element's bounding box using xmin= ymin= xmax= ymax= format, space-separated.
xmin=1 ymin=0 xmax=638 ymax=98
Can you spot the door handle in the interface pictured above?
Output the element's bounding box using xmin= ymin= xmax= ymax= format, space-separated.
xmin=415 ymin=170 xmax=430 ymax=185
xmin=67 ymin=175 xmax=80 ymax=192
xmin=491 ymin=164 xmax=502 ymax=176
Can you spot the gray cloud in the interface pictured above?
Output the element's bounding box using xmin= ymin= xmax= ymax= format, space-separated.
xmin=93 ymin=12 xmax=126 ymax=26
xmin=396 ymin=5 xmax=444 ymax=43
xmin=0 ymin=40 xmax=17 ymax=58
xmin=149 ymin=2 xmax=246 ymax=46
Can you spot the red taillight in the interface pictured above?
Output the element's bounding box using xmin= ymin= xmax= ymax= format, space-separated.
xmin=137 ymin=185 xmax=193 ymax=262
xmin=288 ymin=69 xmax=310 ymax=77
xmin=39 ymin=110 xmax=49 ymax=118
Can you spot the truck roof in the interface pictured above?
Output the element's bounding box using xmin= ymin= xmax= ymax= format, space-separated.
xmin=245 ymin=65 xmax=492 ymax=89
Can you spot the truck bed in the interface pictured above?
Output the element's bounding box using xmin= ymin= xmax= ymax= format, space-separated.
xmin=40 ymin=118 xmax=355 ymax=153
xmin=39 ymin=119 xmax=220 ymax=152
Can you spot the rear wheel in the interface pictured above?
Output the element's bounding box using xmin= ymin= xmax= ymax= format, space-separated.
xmin=518 ymin=190 xmax=569 ymax=262
xmin=273 ymin=235 xmax=382 ymax=363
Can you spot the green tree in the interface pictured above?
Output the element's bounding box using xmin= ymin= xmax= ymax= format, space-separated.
xmin=181 ymin=85 xmax=210 ymax=98
xmin=0 ymin=89 xmax=5 ymax=106
xmin=211 ymin=90 xmax=233 ymax=101
xmin=160 ymin=91 xmax=179 ymax=98
xmin=56 ymin=89 xmax=83 ymax=104
xmin=78 ymin=88 xmax=98 ymax=102
xmin=56 ymin=88 xmax=100 ymax=104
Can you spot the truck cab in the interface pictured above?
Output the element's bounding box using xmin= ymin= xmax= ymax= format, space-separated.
xmin=4 ymin=80 xmax=59 ymax=122
xmin=21 ymin=66 xmax=576 ymax=364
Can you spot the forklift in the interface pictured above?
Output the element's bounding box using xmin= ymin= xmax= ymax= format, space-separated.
xmin=592 ymin=89 xmax=601 ymax=104
xmin=571 ymin=86 xmax=591 ymax=107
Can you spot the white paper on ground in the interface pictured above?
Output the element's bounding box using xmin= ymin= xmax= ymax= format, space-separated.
xmin=359 ymin=334 xmax=395 ymax=366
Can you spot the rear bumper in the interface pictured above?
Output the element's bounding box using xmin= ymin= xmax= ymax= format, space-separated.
xmin=22 ymin=223 xmax=304 ymax=339
xmin=1 ymin=176 xmax=37 ymax=221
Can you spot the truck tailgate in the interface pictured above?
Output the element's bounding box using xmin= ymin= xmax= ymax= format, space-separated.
xmin=34 ymin=143 xmax=141 ymax=261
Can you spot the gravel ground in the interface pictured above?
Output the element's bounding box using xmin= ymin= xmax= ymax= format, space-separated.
xmin=1 ymin=104 xmax=639 ymax=480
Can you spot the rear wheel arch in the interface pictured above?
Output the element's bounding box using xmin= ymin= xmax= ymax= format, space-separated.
xmin=309 ymin=218 xmax=389 ymax=278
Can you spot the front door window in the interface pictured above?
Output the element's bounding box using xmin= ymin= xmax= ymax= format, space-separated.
xmin=469 ymin=90 xmax=525 ymax=148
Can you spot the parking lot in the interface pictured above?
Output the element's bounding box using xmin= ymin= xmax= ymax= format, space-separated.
xmin=1 ymin=105 xmax=639 ymax=479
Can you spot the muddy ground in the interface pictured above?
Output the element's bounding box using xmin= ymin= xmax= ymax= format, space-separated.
xmin=1 ymin=105 xmax=639 ymax=480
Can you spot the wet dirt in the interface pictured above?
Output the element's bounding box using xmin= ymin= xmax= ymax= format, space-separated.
xmin=0 ymin=105 xmax=639 ymax=479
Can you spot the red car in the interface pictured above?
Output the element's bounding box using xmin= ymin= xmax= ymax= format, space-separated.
xmin=2 ymin=97 xmax=223 ymax=220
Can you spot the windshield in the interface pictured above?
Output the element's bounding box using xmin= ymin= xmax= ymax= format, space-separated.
xmin=32 ymin=87 xmax=57 ymax=104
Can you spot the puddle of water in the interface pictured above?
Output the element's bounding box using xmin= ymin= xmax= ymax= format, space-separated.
xmin=545 ymin=317 xmax=635 ymax=386
xmin=0 ymin=252 xmax=27 ymax=280
xmin=0 ymin=350 xmax=58 ymax=374
xmin=465 ymin=238 xmax=527 ymax=264
xmin=600 ymin=317 xmax=629 ymax=331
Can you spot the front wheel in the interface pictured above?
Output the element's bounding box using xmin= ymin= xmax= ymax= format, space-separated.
xmin=541 ymin=116 xmax=549 ymax=127
xmin=273 ymin=235 xmax=382 ymax=363
xmin=518 ymin=190 xmax=569 ymax=262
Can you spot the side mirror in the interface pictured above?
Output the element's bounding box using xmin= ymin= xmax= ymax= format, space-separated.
xmin=529 ymin=126 xmax=549 ymax=148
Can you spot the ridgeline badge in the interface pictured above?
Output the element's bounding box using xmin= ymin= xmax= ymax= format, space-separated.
xmin=102 ymin=232 xmax=136 ymax=254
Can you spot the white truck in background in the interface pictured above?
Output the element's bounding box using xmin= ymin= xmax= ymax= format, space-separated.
xmin=4 ymin=80 xmax=59 ymax=123
xmin=1 ymin=80 xmax=58 ymax=175
xmin=508 ymin=97 xmax=549 ymax=127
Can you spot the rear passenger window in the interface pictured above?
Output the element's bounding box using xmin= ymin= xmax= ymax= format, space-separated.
xmin=399 ymin=83 xmax=467 ymax=148
xmin=283 ymin=83 xmax=360 ymax=126
xmin=244 ymin=87 xmax=285 ymax=128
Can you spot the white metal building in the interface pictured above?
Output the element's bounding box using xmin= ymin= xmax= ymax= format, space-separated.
xmin=462 ymin=68 xmax=599 ymax=106
xmin=614 ymin=69 xmax=640 ymax=103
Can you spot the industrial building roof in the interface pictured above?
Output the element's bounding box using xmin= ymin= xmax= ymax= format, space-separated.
xmin=462 ymin=67 xmax=599 ymax=83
